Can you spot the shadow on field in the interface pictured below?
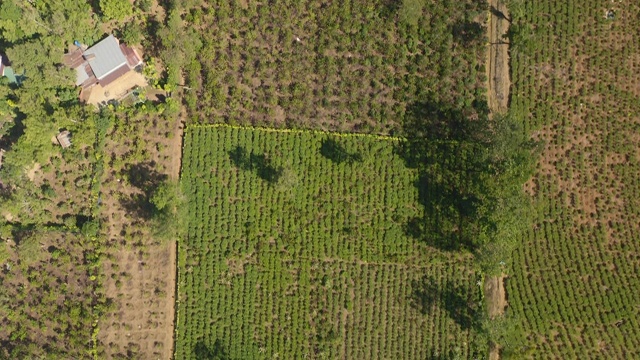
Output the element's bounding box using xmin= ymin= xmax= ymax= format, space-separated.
xmin=193 ymin=339 xmax=229 ymax=360
xmin=452 ymin=21 xmax=485 ymax=45
xmin=319 ymin=138 xmax=362 ymax=165
xmin=410 ymin=274 xmax=482 ymax=332
xmin=396 ymin=100 xmax=489 ymax=252
xmin=119 ymin=161 xmax=168 ymax=220
xmin=228 ymin=146 xmax=283 ymax=184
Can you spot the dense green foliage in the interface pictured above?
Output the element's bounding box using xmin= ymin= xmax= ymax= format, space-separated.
xmin=501 ymin=0 xmax=640 ymax=357
xmin=99 ymin=0 xmax=133 ymax=21
xmin=174 ymin=0 xmax=487 ymax=133
xmin=176 ymin=126 xmax=486 ymax=359
xmin=399 ymin=100 xmax=534 ymax=267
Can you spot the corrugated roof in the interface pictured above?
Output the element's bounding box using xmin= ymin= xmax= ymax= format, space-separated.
xmin=83 ymin=35 xmax=127 ymax=80
xmin=75 ymin=65 xmax=89 ymax=85
xmin=99 ymin=64 xmax=130 ymax=87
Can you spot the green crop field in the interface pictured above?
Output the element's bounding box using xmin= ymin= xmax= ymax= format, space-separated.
xmin=175 ymin=126 xmax=485 ymax=359
xmin=501 ymin=0 xmax=640 ymax=357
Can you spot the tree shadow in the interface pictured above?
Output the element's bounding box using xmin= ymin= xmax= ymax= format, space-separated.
xmin=193 ymin=339 xmax=229 ymax=360
xmin=123 ymin=161 xmax=168 ymax=196
xmin=453 ymin=21 xmax=485 ymax=45
xmin=319 ymin=138 xmax=362 ymax=165
xmin=119 ymin=193 xmax=155 ymax=220
xmin=0 ymin=112 xmax=25 ymax=150
xmin=228 ymin=146 xmax=283 ymax=184
xmin=397 ymin=99 xmax=491 ymax=252
xmin=410 ymin=274 xmax=482 ymax=332
xmin=118 ymin=161 xmax=168 ymax=220
xmin=144 ymin=17 xmax=165 ymax=57
xmin=490 ymin=5 xmax=511 ymax=22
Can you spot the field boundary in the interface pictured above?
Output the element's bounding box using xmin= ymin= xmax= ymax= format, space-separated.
xmin=486 ymin=1 xmax=511 ymax=359
xmin=171 ymin=114 xmax=187 ymax=360
xmin=187 ymin=123 xmax=405 ymax=141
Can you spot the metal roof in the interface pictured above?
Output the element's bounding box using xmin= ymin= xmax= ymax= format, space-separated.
xmin=75 ymin=65 xmax=89 ymax=85
xmin=83 ymin=35 xmax=127 ymax=80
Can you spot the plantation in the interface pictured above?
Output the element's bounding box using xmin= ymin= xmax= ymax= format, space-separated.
xmin=176 ymin=126 xmax=485 ymax=359
xmin=176 ymin=0 xmax=487 ymax=133
xmin=500 ymin=0 xmax=640 ymax=357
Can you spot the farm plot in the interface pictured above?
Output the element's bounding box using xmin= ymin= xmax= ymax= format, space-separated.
xmin=503 ymin=0 xmax=640 ymax=357
xmin=175 ymin=126 xmax=485 ymax=359
xmin=181 ymin=0 xmax=486 ymax=133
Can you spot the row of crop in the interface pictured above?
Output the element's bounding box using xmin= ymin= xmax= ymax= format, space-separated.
xmin=175 ymin=126 xmax=484 ymax=358
xmin=506 ymin=0 xmax=640 ymax=356
xmin=180 ymin=126 xmax=422 ymax=262
xmin=185 ymin=0 xmax=484 ymax=131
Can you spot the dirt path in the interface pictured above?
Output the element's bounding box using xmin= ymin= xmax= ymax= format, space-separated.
xmin=164 ymin=111 xmax=185 ymax=359
xmin=487 ymin=0 xmax=511 ymax=114
xmin=485 ymin=274 xmax=508 ymax=318
xmin=485 ymin=274 xmax=508 ymax=360
xmin=486 ymin=2 xmax=511 ymax=357
xmin=168 ymin=113 xmax=185 ymax=181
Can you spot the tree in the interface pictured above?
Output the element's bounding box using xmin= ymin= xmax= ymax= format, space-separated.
xmin=400 ymin=98 xmax=535 ymax=253
xmin=150 ymin=181 xmax=183 ymax=241
xmin=398 ymin=0 xmax=424 ymax=27
xmin=100 ymin=0 xmax=133 ymax=21
xmin=150 ymin=181 xmax=178 ymax=212
xmin=119 ymin=20 xmax=144 ymax=45
xmin=0 ymin=0 xmax=39 ymax=42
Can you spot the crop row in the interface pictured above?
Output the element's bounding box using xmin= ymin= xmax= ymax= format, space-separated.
xmin=175 ymin=126 xmax=484 ymax=359
xmin=506 ymin=0 xmax=640 ymax=357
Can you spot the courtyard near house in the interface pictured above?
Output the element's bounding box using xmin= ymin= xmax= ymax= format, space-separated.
xmin=82 ymin=70 xmax=147 ymax=105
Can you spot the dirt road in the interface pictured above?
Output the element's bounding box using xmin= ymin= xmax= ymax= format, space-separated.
xmin=485 ymin=2 xmax=511 ymax=359
xmin=487 ymin=0 xmax=511 ymax=114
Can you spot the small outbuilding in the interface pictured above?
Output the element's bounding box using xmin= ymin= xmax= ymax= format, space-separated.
xmin=0 ymin=54 xmax=22 ymax=85
xmin=56 ymin=131 xmax=72 ymax=149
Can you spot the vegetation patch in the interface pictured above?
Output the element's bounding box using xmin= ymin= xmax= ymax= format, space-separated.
xmin=177 ymin=0 xmax=487 ymax=133
xmin=176 ymin=125 xmax=486 ymax=359
xmin=497 ymin=0 xmax=640 ymax=357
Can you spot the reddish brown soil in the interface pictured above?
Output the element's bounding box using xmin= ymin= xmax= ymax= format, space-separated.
xmin=97 ymin=107 xmax=183 ymax=360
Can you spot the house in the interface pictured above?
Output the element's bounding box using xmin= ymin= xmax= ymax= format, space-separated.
xmin=63 ymin=35 xmax=143 ymax=102
xmin=56 ymin=131 xmax=72 ymax=149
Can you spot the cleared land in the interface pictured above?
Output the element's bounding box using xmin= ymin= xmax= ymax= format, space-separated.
xmin=504 ymin=0 xmax=640 ymax=357
xmin=96 ymin=107 xmax=181 ymax=359
xmin=175 ymin=126 xmax=485 ymax=359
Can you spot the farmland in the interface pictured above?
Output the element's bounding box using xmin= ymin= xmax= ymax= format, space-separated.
xmin=499 ymin=0 xmax=640 ymax=357
xmin=175 ymin=126 xmax=485 ymax=359
xmin=178 ymin=0 xmax=487 ymax=133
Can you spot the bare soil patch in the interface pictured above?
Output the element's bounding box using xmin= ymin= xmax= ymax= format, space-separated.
xmin=85 ymin=70 xmax=148 ymax=106
xmin=26 ymin=162 xmax=40 ymax=182
xmin=489 ymin=342 xmax=501 ymax=360
xmin=485 ymin=274 xmax=508 ymax=318
xmin=487 ymin=0 xmax=510 ymax=114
